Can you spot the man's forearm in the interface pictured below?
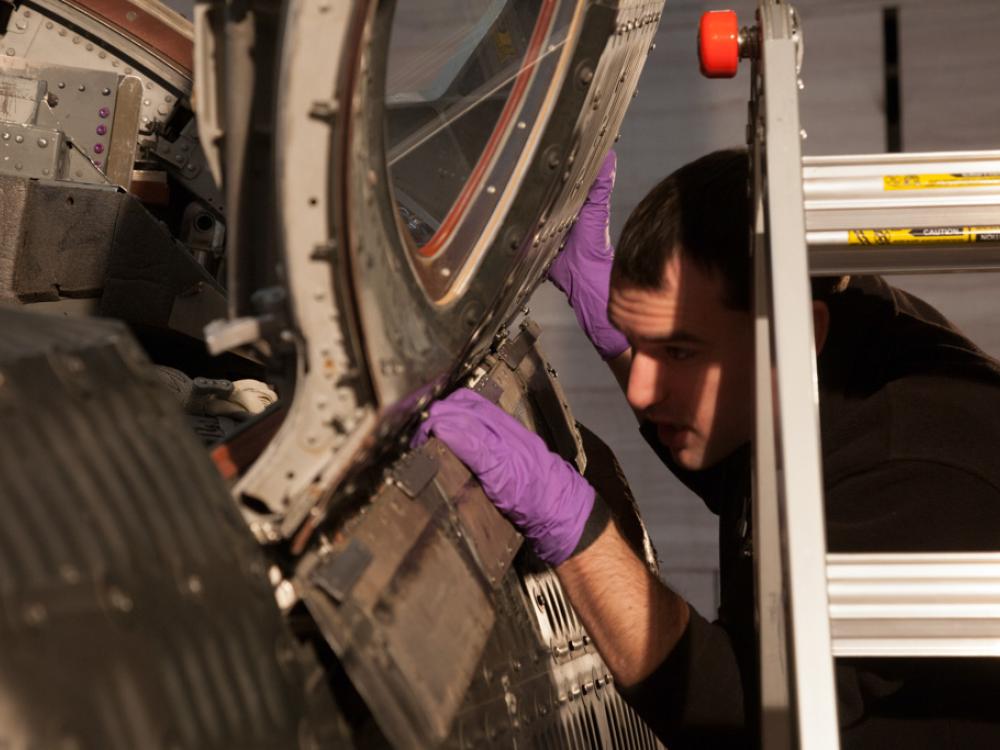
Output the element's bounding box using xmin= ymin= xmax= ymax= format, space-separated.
xmin=555 ymin=519 xmax=690 ymax=687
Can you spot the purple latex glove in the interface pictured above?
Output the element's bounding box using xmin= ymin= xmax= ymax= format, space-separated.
xmin=548 ymin=150 xmax=629 ymax=360
xmin=412 ymin=388 xmax=595 ymax=566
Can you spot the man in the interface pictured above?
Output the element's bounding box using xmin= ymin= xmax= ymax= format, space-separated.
xmin=415 ymin=150 xmax=1000 ymax=747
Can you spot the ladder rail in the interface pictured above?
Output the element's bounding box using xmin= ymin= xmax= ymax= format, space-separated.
xmin=751 ymin=86 xmax=793 ymax=750
xmin=709 ymin=2 xmax=1000 ymax=747
xmin=755 ymin=2 xmax=840 ymax=747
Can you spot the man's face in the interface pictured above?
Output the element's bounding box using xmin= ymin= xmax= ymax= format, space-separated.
xmin=608 ymin=252 xmax=754 ymax=471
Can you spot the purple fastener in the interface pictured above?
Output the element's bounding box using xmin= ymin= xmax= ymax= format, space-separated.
xmin=93 ymin=143 xmax=104 ymax=154
xmin=96 ymin=124 xmax=107 ymax=136
xmin=98 ymin=107 xmax=110 ymax=118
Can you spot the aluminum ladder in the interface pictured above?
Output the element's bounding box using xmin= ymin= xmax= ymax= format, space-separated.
xmin=699 ymin=2 xmax=1000 ymax=748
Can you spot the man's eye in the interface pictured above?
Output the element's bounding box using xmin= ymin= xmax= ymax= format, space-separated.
xmin=664 ymin=346 xmax=694 ymax=361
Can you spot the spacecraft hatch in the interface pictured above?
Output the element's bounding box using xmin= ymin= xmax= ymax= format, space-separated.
xmin=0 ymin=0 xmax=668 ymax=747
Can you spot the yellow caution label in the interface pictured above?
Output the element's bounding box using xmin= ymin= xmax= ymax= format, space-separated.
xmin=848 ymin=226 xmax=1000 ymax=245
xmin=884 ymin=173 xmax=1000 ymax=190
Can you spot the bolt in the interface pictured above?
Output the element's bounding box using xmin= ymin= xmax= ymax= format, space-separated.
xmin=37 ymin=138 xmax=48 ymax=148
xmin=23 ymin=603 xmax=47 ymax=626
xmin=108 ymin=586 xmax=133 ymax=612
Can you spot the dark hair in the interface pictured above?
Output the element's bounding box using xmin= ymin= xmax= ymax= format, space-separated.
xmin=612 ymin=148 xmax=846 ymax=309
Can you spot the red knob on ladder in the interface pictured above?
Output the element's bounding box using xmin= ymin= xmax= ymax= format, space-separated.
xmin=699 ymin=10 xmax=740 ymax=78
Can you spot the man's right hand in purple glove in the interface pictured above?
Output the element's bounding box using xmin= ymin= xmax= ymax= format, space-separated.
xmin=411 ymin=388 xmax=608 ymax=567
xmin=548 ymin=150 xmax=630 ymax=362
xmin=413 ymin=388 xmax=690 ymax=691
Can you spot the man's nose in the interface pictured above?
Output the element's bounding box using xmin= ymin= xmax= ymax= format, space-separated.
xmin=626 ymin=351 xmax=664 ymax=413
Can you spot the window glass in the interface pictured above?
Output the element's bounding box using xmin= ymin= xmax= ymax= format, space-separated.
xmin=385 ymin=0 xmax=547 ymax=253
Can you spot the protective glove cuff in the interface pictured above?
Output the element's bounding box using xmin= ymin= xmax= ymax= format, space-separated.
xmin=566 ymin=493 xmax=612 ymax=561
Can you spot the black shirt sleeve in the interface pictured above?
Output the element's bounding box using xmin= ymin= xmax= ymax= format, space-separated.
xmin=618 ymin=608 xmax=751 ymax=750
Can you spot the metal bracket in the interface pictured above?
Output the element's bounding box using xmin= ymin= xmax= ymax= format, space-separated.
xmin=312 ymin=538 xmax=373 ymax=604
xmin=496 ymin=319 xmax=541 ymax=370
xmin=204 ymin=315 xmax=267 ymax=354
xmin=390 ymin=448 xmax=439 ymax=499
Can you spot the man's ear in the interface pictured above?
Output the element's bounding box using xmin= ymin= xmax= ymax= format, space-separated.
xmin=812 ymin=300 xmax=830 ymax=354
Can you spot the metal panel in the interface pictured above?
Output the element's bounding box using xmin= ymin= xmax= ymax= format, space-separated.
xmin=0 ymin=122 xmax=66 ymax=178
xmin=0 ymin=1 xmax=221 ymax=211
xmin=0 ymin=177 xmax=121 ymax=301
xmin=297 ymin=319 xmax=662 ymax=749
xmin=0 ymin=307 xmax=343 ymax=750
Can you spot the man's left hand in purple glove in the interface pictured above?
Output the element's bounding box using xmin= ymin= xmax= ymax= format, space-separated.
xmin=412 ymin=388 xmax=609 ymax=566
xmin=548 ymin=150 xmax=630 ymax=363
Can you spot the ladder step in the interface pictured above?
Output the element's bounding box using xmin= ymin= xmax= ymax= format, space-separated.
xmin=804 ymin=150 xmax=1000 ymax=238
xmin=827 ymin=552 xmax=1000 ymax=657
xmin=809 ymin=242 xmax=1000 ymax=275
xmin=799 ymin=150 xmax=1000 ymax=274
xmin=804 ymin=151 xmax=1000 ymax=229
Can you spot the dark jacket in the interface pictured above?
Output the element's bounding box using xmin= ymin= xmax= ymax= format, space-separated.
xmin=624 ymin=277 xmax=1000 ymax=748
